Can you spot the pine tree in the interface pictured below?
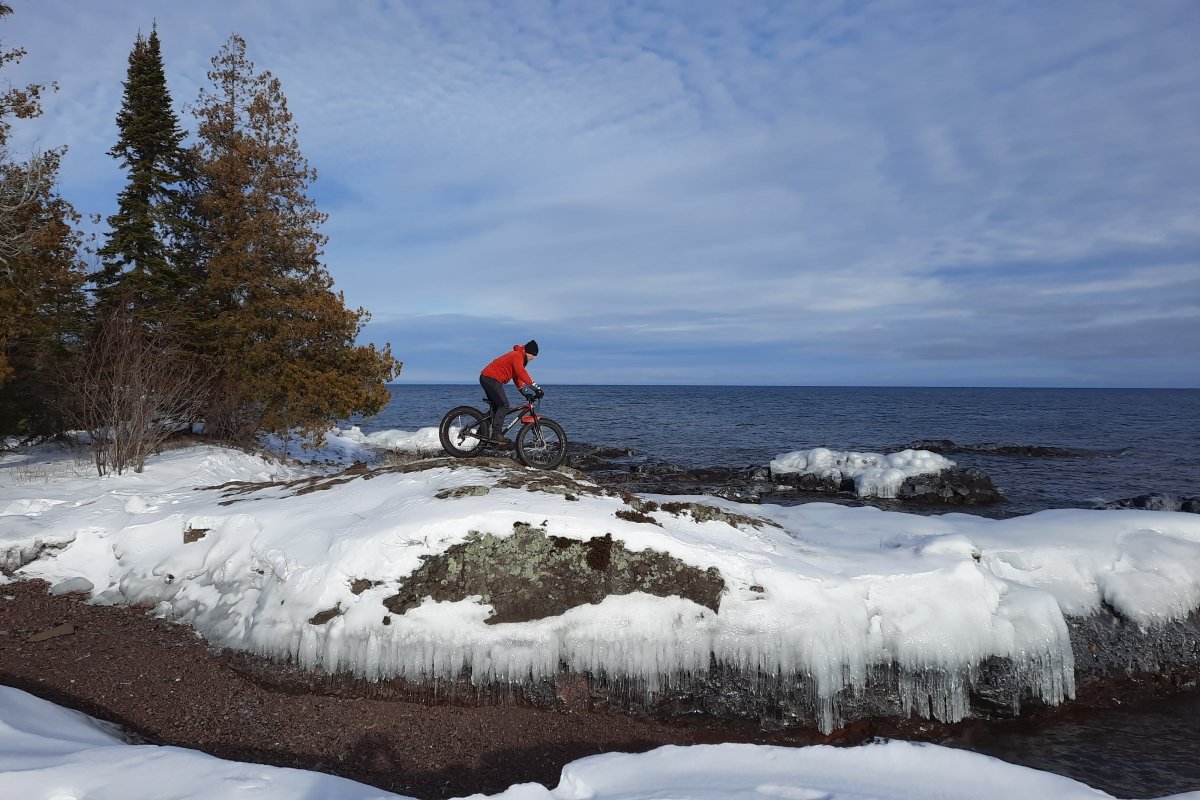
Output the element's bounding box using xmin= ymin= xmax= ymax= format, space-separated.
xmin=0 ymin=3 xmax=87 ymax=435
xmin=189 ymin=35 xmax=399 ymax=444
xmin=95 ymin=24 xmax=190 ymax=315
xmin=0 ymin=160 xmax=88 ymax=436
xmin=0 ymin=2 xmax=59 ymax=275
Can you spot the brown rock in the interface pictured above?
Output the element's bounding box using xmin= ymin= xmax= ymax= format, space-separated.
xmin=27 ymin=622 xmax=75 ymax=642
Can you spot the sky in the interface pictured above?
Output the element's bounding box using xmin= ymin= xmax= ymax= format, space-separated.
xmin=4 ymin=0 xmax=1199 ymax=387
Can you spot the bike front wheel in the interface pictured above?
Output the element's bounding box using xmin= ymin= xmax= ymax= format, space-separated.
xmin=439 ymin=405 xmax=487 ymax=457
xmin=515 ymin=418 xmax=567 ymax=469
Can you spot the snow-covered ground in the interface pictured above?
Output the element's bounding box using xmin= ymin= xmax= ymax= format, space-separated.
xmin=3 ymin=431 xmax=1200 ymax=798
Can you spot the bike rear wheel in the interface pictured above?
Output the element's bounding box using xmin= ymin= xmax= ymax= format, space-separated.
xmin=515 ymin=418 xmax=567 ymax=469
xmin=439 ymin=406 xmax=488 ymax=457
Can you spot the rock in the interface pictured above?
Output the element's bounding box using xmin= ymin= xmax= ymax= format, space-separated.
xmin=349 ymin=578 xmax=379 ymax=595
xmin=27 ymin=622 xmax=75 ymax=642
xmin=564 ymin=442 xmax=639 ymax=470
xmin=1094 ymin=493 xmax=1200 ymax=514
xmin=579 ymin=456 xmax=1003 ymax=510
xmin=382 ymin=522 xmax=725 ymax=624
xmin=629 ymin=463 xmax=686 ymax=476
xmin=768 ymin=466 xmax=1001 ymax=506
xmin=183 ymin=527 xmax=210 ymax=544
xmin=49 ymin=577 xmax=94 ymax=596
xmin=527 ymin=608 xmax=1200 ymax=733
xmin=770 ymin=470 xmax=850 ymax=494
xmin=434 ymin=485 xmax=491 ymax=500
xmin=308 ymin=606 xmax=343 ymax=625
xmin=1070 ymin=606 xmax=1200 ymax=681
xmin=895 ymin=467 xmax=1002 ymax=505
xmin=902 ymin=439 xmax=1119 ymax=458
xmin=655 ymin=500 xmax=781 ymax=530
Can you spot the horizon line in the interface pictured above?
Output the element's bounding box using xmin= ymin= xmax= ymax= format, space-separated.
xmin=385 ymin=382 xmax=1200 ymax=391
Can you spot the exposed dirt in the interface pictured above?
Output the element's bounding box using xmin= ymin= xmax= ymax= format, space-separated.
xmin=0 ymin=579 xmax=837 ymax=799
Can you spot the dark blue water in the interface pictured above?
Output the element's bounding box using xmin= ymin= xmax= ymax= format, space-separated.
xmin=360 ymin=385 xmax=1200 ymax=516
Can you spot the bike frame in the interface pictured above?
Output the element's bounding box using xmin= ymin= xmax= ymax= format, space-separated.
xmin=482 ymin=397 xmax=542 ymax=438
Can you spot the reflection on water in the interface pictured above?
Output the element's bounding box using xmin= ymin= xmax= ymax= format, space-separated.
xmin=941 ymin=689 xmax=1200 ymax=798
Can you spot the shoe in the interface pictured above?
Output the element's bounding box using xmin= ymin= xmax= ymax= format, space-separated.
xmin=493 ymin=438 xmax=513 ymax=450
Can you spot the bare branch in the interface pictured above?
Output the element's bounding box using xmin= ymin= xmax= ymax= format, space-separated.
xmin=56 ymin=308 xmax=213 ymax=475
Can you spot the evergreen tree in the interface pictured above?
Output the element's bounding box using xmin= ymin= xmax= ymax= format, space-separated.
xmin=0 ymin=159 xmax=87 ymax=436
xmin=95 ymin=24 xmax=190 ymax=315
xmin=189 ymin=34 xmax=398 ymax=444
xmin=0 ymin=2 xmax=60 ymax=275
xmin=0 ymin=1 xmax=87 ymax=437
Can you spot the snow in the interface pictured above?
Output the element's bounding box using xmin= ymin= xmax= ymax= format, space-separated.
xmin=4 ymin=685 xmax=1198 ymax=800
xmin=3 ymin=435 xmax=1200 ymax=797
xmin=260 ymin=424 xmax=444 ymax=463
xmin=769 ymin=447 xmax=957 ymax=498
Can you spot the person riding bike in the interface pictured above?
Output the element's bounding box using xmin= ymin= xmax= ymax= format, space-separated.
xmin=479 ymin=340 xmax=543 ymax=448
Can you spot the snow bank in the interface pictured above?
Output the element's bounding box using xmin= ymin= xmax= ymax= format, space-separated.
xmin=770 ymin=447 xmax=956 ymax=497
xmin=258 ymin=425 xmax=444 ymax=464
xmin=3 ymin=444 xmax=1200 ymax=733
xmin=318 ymin=425 xmax=443 ymax=460
xmin=5 ymin=685 xmax=1195 ymax=800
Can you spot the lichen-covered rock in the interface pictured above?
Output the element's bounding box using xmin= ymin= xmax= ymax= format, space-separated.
xmin=382 ymin=522 xmax=725 ymax=624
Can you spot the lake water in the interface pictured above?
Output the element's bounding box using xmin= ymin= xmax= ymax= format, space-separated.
xmin=363 ymin=384 xmax=1200 ymax=516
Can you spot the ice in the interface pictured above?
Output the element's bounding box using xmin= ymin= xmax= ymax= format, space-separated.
xmin=769 ymin=447 xmax=956 ymax=498
xmin=2 ymin=445 xmax=1199 ymax=734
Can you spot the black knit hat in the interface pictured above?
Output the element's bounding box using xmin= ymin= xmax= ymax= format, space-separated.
xmin=524 ymin=339 xmax=539 ymax=356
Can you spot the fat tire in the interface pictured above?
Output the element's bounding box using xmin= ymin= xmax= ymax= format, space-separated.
xmin=439 ymin=405 xmax=487 ymax=457
xmin=515 ymin=418 xmax=567 ymax=469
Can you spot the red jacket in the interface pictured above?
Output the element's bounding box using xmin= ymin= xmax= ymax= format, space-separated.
xmin=481 ymin=345 xmax=534 ymax=388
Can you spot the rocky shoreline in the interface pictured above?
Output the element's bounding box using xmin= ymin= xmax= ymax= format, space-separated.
xmin=562 ymin=442 xmax=1199 ymax=516
xmin=568 ymin=442 xmax=1007 ymax=513
xmin=231 ymin=454 xmax=1200 ymax=737
xmin=1092 ymin=493 xmax=1200 ymax=513
xmin=296 ymin=506 xmax=1200 ymax=736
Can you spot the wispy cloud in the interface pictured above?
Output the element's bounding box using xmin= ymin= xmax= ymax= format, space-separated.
xmin=6 ymin=0 xmax=1199 ymax=386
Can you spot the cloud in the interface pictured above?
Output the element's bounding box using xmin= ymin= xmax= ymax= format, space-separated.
xmin=5 ymin=0 xmax=1199 ymax=386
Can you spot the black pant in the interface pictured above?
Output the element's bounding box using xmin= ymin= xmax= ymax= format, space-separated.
xmin=479 ymin=375 xmax=508 ymax=439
